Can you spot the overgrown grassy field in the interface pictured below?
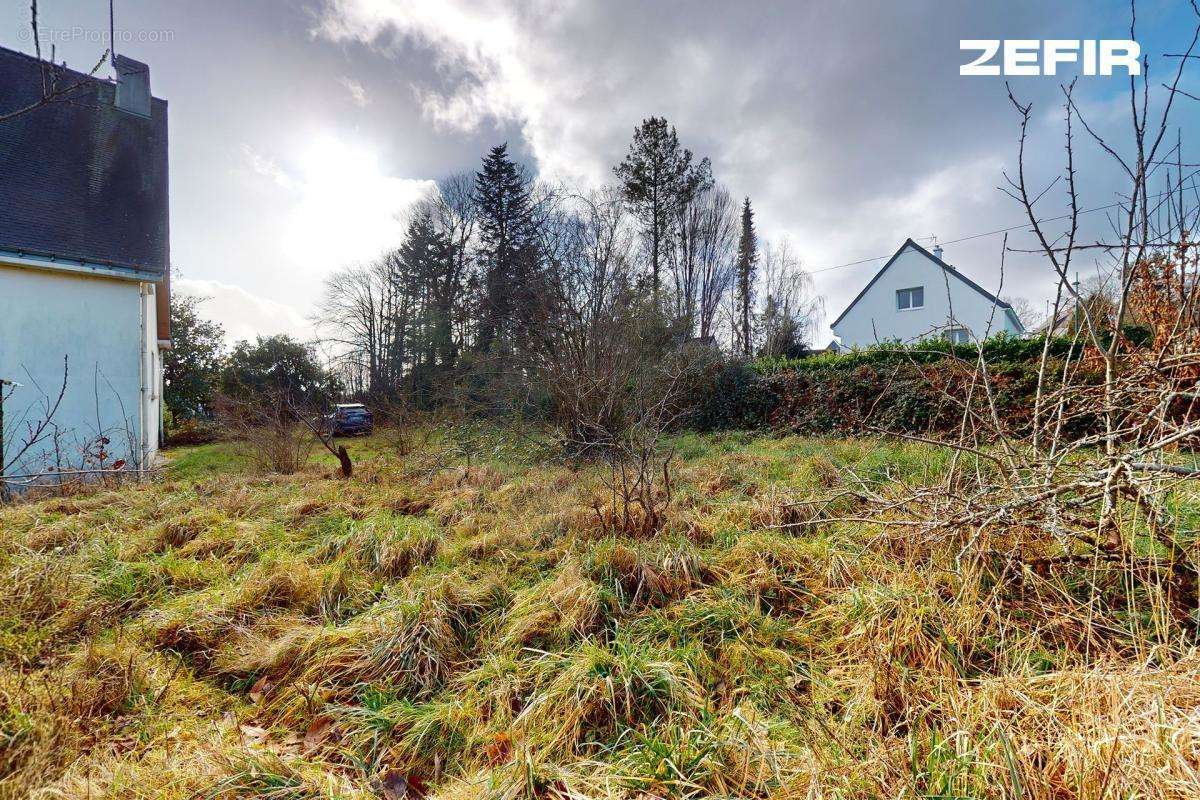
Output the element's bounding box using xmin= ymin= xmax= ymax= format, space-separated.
xmin=3 ymin=427 xmax=1199 ymax=799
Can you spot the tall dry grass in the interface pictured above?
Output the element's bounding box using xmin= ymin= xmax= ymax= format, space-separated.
xmin=0 ymin=428 xmax=1197 ymax=799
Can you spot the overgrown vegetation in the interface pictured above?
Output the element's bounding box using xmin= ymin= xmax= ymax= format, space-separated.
xmin=9 ymin=6 xmax=1200 ymax=799
xmin=307 ymin=119 xmax=822 ymax=415
xmin=3 ymin=425 xmax=1199 ymax=799
xmin=691 ymin=334 xmax=1102 ymax=435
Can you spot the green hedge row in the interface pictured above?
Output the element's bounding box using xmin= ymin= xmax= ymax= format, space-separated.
xmin=691 ymin=335 xmax=1101 ymax=437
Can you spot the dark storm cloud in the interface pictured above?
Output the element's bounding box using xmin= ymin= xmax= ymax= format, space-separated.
xmin=3 ymin=0 xmax=1196 ymax=339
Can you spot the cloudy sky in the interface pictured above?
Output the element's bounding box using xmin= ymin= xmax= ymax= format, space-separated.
xmin=3 ymin=0 xmax=1198 ymax=343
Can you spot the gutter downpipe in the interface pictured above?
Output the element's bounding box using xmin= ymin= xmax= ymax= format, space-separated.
xmin=139 ymin=283 xmax=151 ymax=476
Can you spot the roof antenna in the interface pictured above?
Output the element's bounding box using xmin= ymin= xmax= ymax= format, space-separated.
xmin=109 ymin=0 xmax=117 ymax=69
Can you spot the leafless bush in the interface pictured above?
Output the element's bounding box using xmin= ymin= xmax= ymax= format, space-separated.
xmin=3 ymin=357 xmax=150 ymax=500
xmin=2 ymin=357 xmax=68 ymax=501
xmin=850 ymin=11 xmax=1200 ymax=634
xmin=214 ymin=392 xmax=316 ymax=475
xmin=579 ymin=344 xmax=691 ymax=538
xmin=520 ymin=189 xmax=686 ymax=450
xmin=512 ymin=188 xmax=706 ymax=535
xmin=591 ymin=419 xmax=676 ymax=538
xmin=371 ymin=394 xmax=438 ymax=457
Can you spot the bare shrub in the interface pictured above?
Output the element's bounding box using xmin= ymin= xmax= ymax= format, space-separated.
xmin=574 ymin=349 xmax=694 ymax=538
xmin=591 ymin=426 xmax=676 ymax=538
xmin=372 ymin=395 xmax=425 ymax=456
xmin=847 ymin=27 xmax=1200 ymax=638
xmin=214 ymin=391 xmax=315 ymax=475
xmin=3 ymin=357 xmax=155 ymax=501
xmin=511 ymin=189 xmax=711 ymax=537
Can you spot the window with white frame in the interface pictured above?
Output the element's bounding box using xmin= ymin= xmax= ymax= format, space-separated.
xmin=896 ymin=286 xmax=924 ymax=310
xmin=944 ymin=327 xmax=971 ymax=344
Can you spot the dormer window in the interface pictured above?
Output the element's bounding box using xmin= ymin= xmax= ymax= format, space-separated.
xmin=897 ymin=286 xmax=924 ymax=310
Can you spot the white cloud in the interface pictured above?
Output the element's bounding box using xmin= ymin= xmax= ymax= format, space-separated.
xmin=315 ymin=0 xmax=605 ymax=184
xmin=845 ymin=156 xmax=1007 ymax=258
xmin=339 ymin=76 xmax=370 ymax=107
xmin=175 ymin=278 xmax=315 ymax=345
xmin=240 ymin=143 xmax=298 ymax=190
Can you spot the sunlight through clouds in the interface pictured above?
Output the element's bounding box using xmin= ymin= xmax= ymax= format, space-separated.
xmin=241 ymin=135 xmax=436 ymax=283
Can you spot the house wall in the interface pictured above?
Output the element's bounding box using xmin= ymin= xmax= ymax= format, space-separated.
xmin=831 ymin=245 xmax=1023 ymax=348
xmin=0 ymin=263 xmax=160 ymax=480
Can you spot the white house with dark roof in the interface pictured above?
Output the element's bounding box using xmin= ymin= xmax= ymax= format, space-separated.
xmin=830 ymin=239 xmax=1024 ymax=349
xmin=0 ymin=47 xmax=170 ymax=486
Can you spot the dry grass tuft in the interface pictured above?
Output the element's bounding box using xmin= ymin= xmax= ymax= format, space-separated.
xmin=500 ymin=560 xmax=604 ymax=650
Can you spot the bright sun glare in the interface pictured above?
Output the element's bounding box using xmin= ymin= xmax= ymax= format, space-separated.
xmin=281 ymin=135 xmax=435 ymax=276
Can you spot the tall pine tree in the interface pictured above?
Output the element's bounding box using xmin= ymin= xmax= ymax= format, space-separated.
xmin=614 ymin=117 xmax=712 ymax=298
xmin=396 ymin=212 xmax=455 ymax=377
xmin=474 ymin=143 xmax=534 ymax=354
xmin=736 ymin=197 xmax=757 ymax=355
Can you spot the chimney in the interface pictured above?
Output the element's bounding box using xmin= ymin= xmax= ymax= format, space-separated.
xmin=932 ymin=243 xmax=944 ymax=262
xmin=114 ymin=55 xmax=151 ymax=117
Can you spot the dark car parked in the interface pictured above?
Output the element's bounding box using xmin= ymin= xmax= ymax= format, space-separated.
xmin=325 ymin=403 xmax=374 ymax=436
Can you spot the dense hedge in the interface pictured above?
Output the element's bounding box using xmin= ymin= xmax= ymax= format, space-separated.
xmin=691 ymin=335 xmax=1102 ymax=437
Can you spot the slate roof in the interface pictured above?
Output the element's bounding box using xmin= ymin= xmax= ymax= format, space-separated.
xmin=831 ymin=238 xmax=1018 ymax=329
xmin=0 ymin=46 xmax=168 ymax=278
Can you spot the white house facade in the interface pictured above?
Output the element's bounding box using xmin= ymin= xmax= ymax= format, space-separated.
xmin=830 ymin=239 xmax=1024 ymax=349
xmin=0 ymin=49 xmax=170 ymax=486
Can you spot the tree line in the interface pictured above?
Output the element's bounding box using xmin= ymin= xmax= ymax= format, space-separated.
xmin=163 ymin=298 xmax=334 ymax=423
xmin=163 ymin=117 xmax=824 ymax=436
xmin=314 ymin=117 xmax=823 ymax=407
